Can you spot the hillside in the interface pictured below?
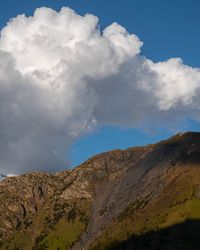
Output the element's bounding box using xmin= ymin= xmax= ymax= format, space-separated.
xmin=1 ymin=132 xmax=200 ymax=249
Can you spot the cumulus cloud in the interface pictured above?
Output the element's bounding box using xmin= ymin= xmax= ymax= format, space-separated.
xmin=0 ymin=7 xmax=200 ymax=174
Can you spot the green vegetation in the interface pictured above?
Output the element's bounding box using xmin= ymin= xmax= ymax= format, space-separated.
xmin=34 ymin=217 xmax=85 ymax=250
xmin=0 ymin=199 xmax=91 ymax=250
xmin=34 ymin=199 xmax=90 ymax=250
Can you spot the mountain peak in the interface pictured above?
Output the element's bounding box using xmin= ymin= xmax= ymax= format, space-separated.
xmin=167 ymin=131 xmax=200 ymax=141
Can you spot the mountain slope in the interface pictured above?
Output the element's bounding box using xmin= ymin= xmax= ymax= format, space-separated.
xmin=1 ymin=132 xmax=200 ymax=249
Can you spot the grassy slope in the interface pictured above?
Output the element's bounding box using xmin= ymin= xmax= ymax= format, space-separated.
xmin=0 ymin=199 xmax=91 ymax=250
xmin=89 ymin=165 xmax=200 ymax=249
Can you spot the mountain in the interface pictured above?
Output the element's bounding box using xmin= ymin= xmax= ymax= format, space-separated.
xmin=1 ymin=132 xmax=200 ymax=250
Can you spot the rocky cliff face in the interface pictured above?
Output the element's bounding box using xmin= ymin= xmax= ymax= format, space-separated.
xmin=1 ymin=132 xmax=200 ymax=250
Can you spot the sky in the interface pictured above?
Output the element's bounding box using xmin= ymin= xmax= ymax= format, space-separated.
xmin=0 ymin=0 xmax=200 ymax=174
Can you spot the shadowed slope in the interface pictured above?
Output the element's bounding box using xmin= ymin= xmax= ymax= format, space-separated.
xmin=106 ymin=219 xmax=200 ymax=250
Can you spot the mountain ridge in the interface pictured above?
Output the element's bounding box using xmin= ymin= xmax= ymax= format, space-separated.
xmin=1 ymin=131 xmax=200 ymax=249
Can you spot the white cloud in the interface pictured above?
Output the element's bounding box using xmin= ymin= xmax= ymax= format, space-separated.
xmin=0 ymin=7 xmax=200 ymax=174
xmin=145 ymin=58 xmax=200 ymax=110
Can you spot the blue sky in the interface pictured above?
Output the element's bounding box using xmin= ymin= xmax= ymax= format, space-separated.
xmin=1 ymin=0 xmax=200 ymax=66
xmin=0 ymin=0 xmax=200 ymax=168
